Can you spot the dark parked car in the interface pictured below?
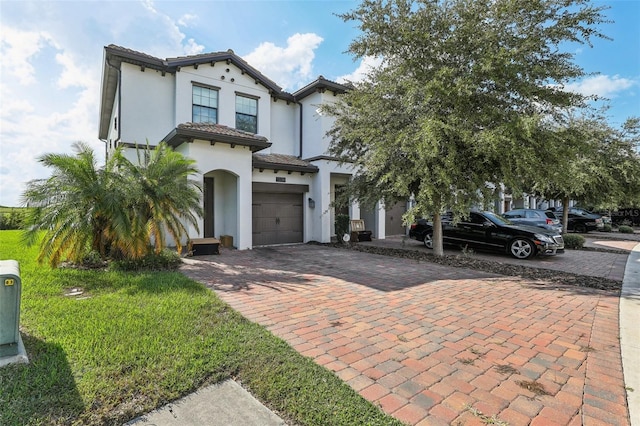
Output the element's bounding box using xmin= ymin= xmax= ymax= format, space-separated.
xmin=502 ymin=209 xmax=563 ymax=234
xmin=553 ymin=208 xmax=603 ymax=233
xmin=609 ymin=208 xmax=640 ymax=226
xmin=409 ymin=211 xmax=564 ymax=259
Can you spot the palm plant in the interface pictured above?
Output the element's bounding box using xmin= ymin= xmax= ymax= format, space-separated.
xmin=21 ymin=142 xmax=132 ymax=266
xmin=21 ymin=141 xmax=203 ymax=266
xmin=120 ymin=142 xmax=203 ymax=257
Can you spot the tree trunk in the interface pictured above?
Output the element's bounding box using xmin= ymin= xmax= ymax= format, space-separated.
xmin=433 ymin=211 xmax=444 ymax=257
xmin=562 ymin=196 xmax=570 ymax=233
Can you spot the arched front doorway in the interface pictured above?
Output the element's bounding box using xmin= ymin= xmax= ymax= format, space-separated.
xmin=203 ymin=170 xmax=239 ymax=247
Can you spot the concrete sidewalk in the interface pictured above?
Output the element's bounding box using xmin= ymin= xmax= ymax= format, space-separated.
xmin=125 ymin=379 xmax=286 ymax=426
xmin=129 ymin=238 xmax=640 ymax=426
xmin=621 ymin=243 xmax=640 ymax=426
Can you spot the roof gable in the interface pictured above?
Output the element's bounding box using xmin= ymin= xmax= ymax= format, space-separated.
xmin=104 ymin=45 xmax=285 ymax=94
xmin=293 ymin=76 xmax=352 ymax=100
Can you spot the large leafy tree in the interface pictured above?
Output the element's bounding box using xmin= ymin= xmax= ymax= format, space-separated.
xmin=22 ymin=142 xmax=202 ymax=267
xmin=324 ymin=0 xmax=608 ymax=255
xmin=533 ymin=114 xmax=640 ymax=229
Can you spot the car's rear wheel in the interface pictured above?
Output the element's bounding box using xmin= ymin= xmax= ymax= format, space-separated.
xmin=574 ymin=223 xmax=587 ymax=233
xmin=509 ymin=238 xmax=535 ymax=259
xmin=423 ymin=232 xmax=433 ymax=249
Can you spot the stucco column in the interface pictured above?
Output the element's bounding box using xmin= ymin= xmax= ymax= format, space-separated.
xmin=237 ymin=169 xmax=253 ymax=249
xmin=376 ymin=201 xmax=386 ymax=239
xmin=319 ymin=169 xmax=332 ymax=243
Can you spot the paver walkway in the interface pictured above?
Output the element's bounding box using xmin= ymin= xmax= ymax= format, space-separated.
xmin=181 ymin=245 xmax=630 ymax=425
xmin=364 ymin=236 xmax=630 ymax=282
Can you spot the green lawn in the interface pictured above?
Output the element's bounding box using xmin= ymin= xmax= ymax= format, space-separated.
xmin=0 ymin=231 xmax=402 ymax=426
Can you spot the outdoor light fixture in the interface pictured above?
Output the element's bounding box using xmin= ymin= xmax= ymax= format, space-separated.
xmin=308 ymin=198 xmax=315 ymax=208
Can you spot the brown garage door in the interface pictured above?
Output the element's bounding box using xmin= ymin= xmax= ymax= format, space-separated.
xmin=252 ymin=193 xmax=303 ymax=246
xmin=385 ymin=201 xmax=407 ymax=236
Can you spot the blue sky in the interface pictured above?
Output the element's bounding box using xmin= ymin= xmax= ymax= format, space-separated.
xmin=0 ymin=0 xmax=638 ymax=207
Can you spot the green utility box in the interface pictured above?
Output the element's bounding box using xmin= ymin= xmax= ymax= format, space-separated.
xmin=0 ymin=260 xmax=21 ymax=357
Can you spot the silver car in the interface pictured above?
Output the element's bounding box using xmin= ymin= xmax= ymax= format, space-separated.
xmin=503 ymin=209 xmax=563 ymax=234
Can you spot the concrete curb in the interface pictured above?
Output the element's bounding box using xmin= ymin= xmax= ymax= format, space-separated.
xmin=621 ymin=242 xmax=640 ymax=426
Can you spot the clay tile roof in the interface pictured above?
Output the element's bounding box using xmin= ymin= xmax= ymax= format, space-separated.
xmin=253 ymin=153 xmax=319 ymax=173
xmin=292 ymin=75 xmax=352 ymax=100
xmin=163 ymin=123 xmax=271 ymax=152
xmin=178 ymin=122 xmax=269 ymax=142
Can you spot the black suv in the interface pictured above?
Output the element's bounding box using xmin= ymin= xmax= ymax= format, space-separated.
xmin=409 ymin=211 xmax=565 ymax=259
xmin=553 ymin=208 xmax=603 ymax=233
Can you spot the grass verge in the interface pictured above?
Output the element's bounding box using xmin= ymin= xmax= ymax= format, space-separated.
xmin=0 ymin=231 xmax=401 ymax=426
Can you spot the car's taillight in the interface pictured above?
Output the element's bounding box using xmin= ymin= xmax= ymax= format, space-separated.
xmin=546 ymin=218 xmax=553 ymax=224
xmin=410 ymin=223 xmax=417 ymax=230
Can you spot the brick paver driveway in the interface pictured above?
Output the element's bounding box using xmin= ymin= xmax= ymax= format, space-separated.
xmin=181 ymin=245 xmax=630 ymax=426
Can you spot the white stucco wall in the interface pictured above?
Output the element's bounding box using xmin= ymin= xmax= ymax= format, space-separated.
xmin=307 ymin=159 xmax=366 ymax=243
xmin=300 ymin=92 xmax=324 ymax=159
xmin=175 ymin=64 xmax=273 ymax=139
xmin=269 ymin=99 xmax=298 ymax=155
xmin=105 ymin=84 xmax=120 ymax=150
xmin=176 ymin=141 xmax=254 ymax=250
xmin=300 ymin=91 xmax=340 ymax=159
xmin=120 ymin=63 xmax=175 ymax=144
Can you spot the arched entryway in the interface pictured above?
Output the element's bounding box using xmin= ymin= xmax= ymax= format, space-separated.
xmin=203 ymin=170 xmax=239 ymax=247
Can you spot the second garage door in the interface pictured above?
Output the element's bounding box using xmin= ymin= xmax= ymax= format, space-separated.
xmin=252 ymin=193 xmax=303 ymax=246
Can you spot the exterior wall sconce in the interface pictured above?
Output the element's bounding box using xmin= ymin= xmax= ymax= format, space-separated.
xmin=308 ymin=198 xmax=315 ymax=209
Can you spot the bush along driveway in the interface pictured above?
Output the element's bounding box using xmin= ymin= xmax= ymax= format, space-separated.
xmin=181 ymin=244 xmax=631 ymax=425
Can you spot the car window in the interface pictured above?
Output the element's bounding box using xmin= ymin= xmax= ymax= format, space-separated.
xmin=469 ymin=213 xmax=487 ymax=224
xmin=504 ymin=211 xmax=522 ymax=218
xmin=544 ymin=211 xmax=556 ymax=219
xmin=484 ymin=211 xmax=512 ymax=226
xmin=525 ymin=211 xmax=540 ymax=218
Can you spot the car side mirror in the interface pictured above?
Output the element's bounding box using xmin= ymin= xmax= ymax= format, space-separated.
xmin=483 ymin=221 xmax=493 ymax=228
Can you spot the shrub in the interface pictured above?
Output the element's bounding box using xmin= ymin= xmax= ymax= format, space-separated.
xmin=110 ymin=249 xmax=183 ymax=271
xmin=335 ymin=214 xmax=350 ymax=243
xmin=0 ymin=209 xmax=26 ymax=230
xmin=563 ymin=234 xmax=585 ymax=249
xmin=81 ymin=250 xmax=107 ymax=269
xmin=619 ymin=225 xmax=634 ymax=234
xmin=602 ymin=224 xmax=612 ymax=232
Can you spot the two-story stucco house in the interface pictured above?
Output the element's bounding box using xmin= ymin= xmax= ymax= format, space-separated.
xmin=98 ymin=45 xmax=408 ymax=249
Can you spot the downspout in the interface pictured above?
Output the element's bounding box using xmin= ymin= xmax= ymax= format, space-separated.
xmin=297 ymin=100 xmax=303 ymax=158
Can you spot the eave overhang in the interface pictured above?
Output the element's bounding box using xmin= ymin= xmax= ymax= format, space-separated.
xmin=163 ymin=123 xmax=272 ymax=153
xmin=253 ymin=154 xmax=319 ymax=174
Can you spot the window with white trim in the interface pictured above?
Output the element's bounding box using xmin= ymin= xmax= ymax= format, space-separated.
xmin=235 ymin=95 xmax=258 ymax=133
xmin=192 ymin=85 xmax=218 ymax=124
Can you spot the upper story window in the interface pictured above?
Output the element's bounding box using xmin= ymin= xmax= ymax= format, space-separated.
xmin=193 ymin=85 xmax=218 ymax=124
xmin=235 ymin=94 xmax=258 ymax=133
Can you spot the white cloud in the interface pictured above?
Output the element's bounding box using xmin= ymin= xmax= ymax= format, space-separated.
xmin=565 ymin=75 xmax=637 ymax=99
xmin=0 ymin=24 xmax=102 ymax=207
xmin=140 ymin=0 xmax=204 ymax=56
xmin=178 ymin=13 xmax=198 ymax=27
xmin=243 ymin=33 xmax=324 ymax=90
xmin=55 ymin=51 xmax=95 ymax=89
xmin=337 ymin=56 xmax=383 ymax=84
xmin=184 ymin=38 xmax=205 ymax=55
xmin=0 ymin=27 xmax=59 ymax=85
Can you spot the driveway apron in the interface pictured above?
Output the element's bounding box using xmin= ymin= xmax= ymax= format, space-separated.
xmin=181 ymin=245 xmax=630 ymax=426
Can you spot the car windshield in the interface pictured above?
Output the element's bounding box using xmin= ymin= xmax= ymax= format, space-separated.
xmin=483 ymin=211 xmax=513 ymax=226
